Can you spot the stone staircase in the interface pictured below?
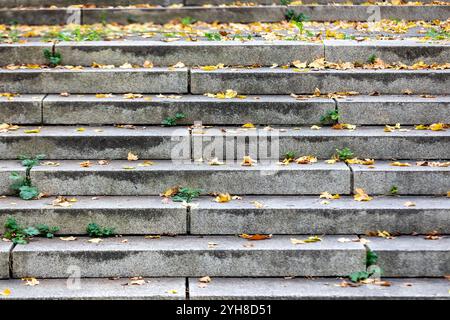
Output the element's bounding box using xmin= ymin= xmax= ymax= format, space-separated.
xmin=0 ymin=0 xmax=449 ymax=300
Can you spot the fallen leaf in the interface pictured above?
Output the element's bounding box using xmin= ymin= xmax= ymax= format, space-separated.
xmin=127 ymin=152 xmax=139 ymax=161
xmin=354 ymin=188 xmax=373 ymax=202
xmin=320 ymin=192 xmax=340 ymax=200
xmin=240 ymin=234 xmax=272 ymax=240
xmin=88 ymin=238 xmax=103 ymax=244
xmin=0 ymin=288 xmax=11 ymax=296
xmin=404 ymin=201 xmax=416 ymax=207
xmin=60 ymin=236 xmax=77 ymax=241
xmin=291 ymin=236 xmax=322 ymax=244
xmin=22 ymin=277 xmax=39 ymax=286
xmin=251 ymin=201 xmax=264 ymax=208
xmin=199 ymin=276 xmax=211 ymax=283
xmin=241 ymin=155 xmax=256 ymax=166
xmin=215 ymin=193 xmax=231 ymax=203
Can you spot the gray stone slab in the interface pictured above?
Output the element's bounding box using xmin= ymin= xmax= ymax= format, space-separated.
xmin=324 ymin=40 xmax=450 ymax=64
xmin=0 ymin=126 xmax=190 ymax=160
xmin=55 ymin=40 xmax=324 ymax=67
xmin=194 ymin=126 xmax=450 ymax=160
xmin=337 ymin=95 xmax=450 ymax=125
xmin=0 ymin=94 xmax=43 ymax=124
xmin=190 ymin=196 xmax=450 ymax=235
xmin=82 ymin=7 xmax=286 ymax=24
xmin=0 ymin=8 xmax=74 ymax=25
xmin=11 ymin=235 xmax=365 ymax=278
xmin=0 ymin=241 xmax=12 ymax=279
xmin=11 ymin=0 xmax=181 ymax=7
xmin=0 ymin=278 xmax=185 ymax=300
xmin=351 ymin=161 xmax=450 ymax=195
xmin=187 ymin=0 xmax=439 ymax=4
xmin=0 ymin=68 xmax=188 ymax=94
xmin=0 ymin=42 xmax=52 ymax=65
xmin=0 ymin=160 xmax=351 ymax=195
xmin=190 ymin=68 xmax=450 ymax=95
xmin=189 ymin=277 xmax=450 ymax=300
xmin=380 ymin=5 xmax=450 ymax=21
xmin=0 ymin=196 xmax=186 ymax=235
xmin=42 ymin=94 xmax=334 ymax=125
xmin=364 ymin=236 xmax=450 ymax=277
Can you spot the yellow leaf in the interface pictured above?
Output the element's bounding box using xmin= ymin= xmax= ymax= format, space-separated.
xmin=95 ymin=93 xmax=113 ymax=99
xmin=143 ymin=60 xmax=153 ymax=68
xmin=208 ymin=157 xmax=224 ymax=166
xmin=24 ymin=128 xmax=40 ymax=134
xmin=354 ymin=188 xmax=373 ymax=202
xmin=251 ymin=201 xmax=264 ymax=208
xmin=60 ymin=236 xmax=77 ymax=241
xmin=292 ymin=60 xmax=307 ymax=69
xmin=144 ymin=235 xmax=161 ymax=239
xmin=88 ymin=238 xmax=103 ymax=244
xmin=79 ymin=161 xmax=92 ymax=168
xmin=160 ymin=186 xmax=179 ymax=198
xmin=242 ymin=123 xmax=255 ymax=128
xmin=241 ymin=155 xmax=256 ymax=166
xmin=404 ymin=201 xmax=416 ymax=207
xmin=215 ymin=193 xmax=231 ymax=203
xmin=313 ymin=88 xmax=321 ymax=97
xmin=199 ymin=276 xmax=211 ymax=283
xmin=0 ymin=288 xmax=11 ymax=296
xmin=167 ymin=289 xmax=178 ymax=294
xmin=239 ymin=234 xmax=272 ymax=240
xmin=291 ymin=236 xmax=322 ymax=244
xmin=310 ymin=125 xmax=321 ymax=130
xmin=415 ymin=124 xmax=428 ymax=130
xmin=319 ymin=192 xmax=340 ymax=200
xmin=295 ymin=155 xmax=317 ymax=164
xmin=200 ymin=63 xmax=224 ymax=71
xmin=429 ymin=123 xmax=445 ymax=131
xmin=76 ymin=127 xmax=85 ymax=132
xmin=138 ymin=160 xmax=154 ymax=167
xmin=127 ymin=152 xmax=139 ymax=161
xmin=390 ymin=161 xmax=411 ymax=167
xmin=22 ymin=277 xmax=39 ymax=286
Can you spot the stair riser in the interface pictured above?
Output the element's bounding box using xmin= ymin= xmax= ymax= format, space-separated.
xmin=191 ymin=70 xmax=450 ymax=95
xmin=353 ymin=168 xmax=450 ymax=195
xmin=2 ymin=6 xmax=448 ymax=25
xmin=194 ymin=134 xmax=450 ymax=160
xmin=0 ymin=69 xmax=188 ymax=94
xmin=191 ymin=208 xmax=450 ymax=235
xmin=0 ymin=243 xmax=10 ymax=279
xmin=11 ymin=249 xmax=365 ymax=278
xmin=0 ymin=0 xmax=181 ymax=7
xmin=0 ymin=135 xmax=190 ymax=160
xmin=0 ymin=166 xmax=351 ymax=195
xmin=0 ymin=208 xmax=186 ymax=235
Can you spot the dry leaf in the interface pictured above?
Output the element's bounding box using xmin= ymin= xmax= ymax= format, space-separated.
xmin=60 ymin=236 xmax=77 ymax=241
xmin=291 ymin=236 xmax=322 ymax=244
xmin=354 ymin=188 xmax=373 ymax=202
xmin=240 ymin=234 xmax=272 ymax=240
xmin=241 ymin=155 xmax=256 ymax=166
xmin=88 ymin=238 xmax=103 ymax=244
xmin=215 ymin=193 xmax=231 ymax=203
xmin=127 ymin=152 xmax=139 ymax=161
xmin=22 ymin=277 xmax=39 ymax=286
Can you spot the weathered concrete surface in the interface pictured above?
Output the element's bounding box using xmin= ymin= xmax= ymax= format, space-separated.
xmin=364 ymin=236 xmax=450 ymax=277
xmin=190 ymin=196 xmax=450 ymax=235
xmin=0 ymin=278 xmax=185 ymax=300
xmin=189 ymin=277 xmax=450 ymax=300
xmin=0 ymin=8 xmax=77 ymax=25
xmin=194 ymin=126 xmax=450 ymax=160
xmin=42 ymin=94 xmax=334 ymax=125
xmin=379 ymin=5 xmax=450 ymax=21
xmin=55 ymin=41 xmax=323 ymax=67
xmin=0 ymin=42 xmax=52 ymax=65
xmin=337 ymin=95 xmax=450 ymax=125
xmin=0 ymin=160 xmax=351 ymax=195
xmin=0 ymin=196 xmax=186 ymax=235
xmin=0 ymin=94 xmax=43 ymax=124
xmin=0 ymin=126 xmax=190 ymax=160
xmin=187 ymin=0 xmax=439 ymax=4
xmin=82 ymin=7 xmax=286 ymax=24
xmin=11 ymin=235 xmax=365 ymax=278
xmin=190 ymin=68 xmax=450 ymax=95
xmin=0 ymin=68 xmax=188 ymax=94
xmin=0 ymin=241 xmax=12 ymax=279
xmin=9 ymin=0 xmax=181 ymax=7
xmin=325 ymin=40 xmax=450 ymax=64
xmin=351 ymin=161 xmax=450 ymax=195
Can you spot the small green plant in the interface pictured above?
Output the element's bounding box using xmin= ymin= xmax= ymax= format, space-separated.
xmin=390 ymin=185 xmax=398 ymax=195
xmin=162 ymin=113 xmax=186 ymax=126
xmin=320 ymin=109 xmax=340 ymax=125
xmin=426 ymin=28 xmax=450 ymax=40
xmin=181 ymin=17 xmax=196 ymax=26
xmin=348 ymin=250 xmax=380 ymax=283
xmin=367 ymin=54 xmax=377 ymax=64
xmin=336 ymin=148 xmax=354 ymax=161
xmin=10 ymin=154 xmax=45 ymax=200
xmin=3 ymin=218 xmax=59 ymax=244
xmin=86 ymin=223 xmax=115 ymax=238
xmin=284 ymin=151 xmax=297 ymax=160
xmin=286 ymin=10 xmax=309 ymax=23
xmin=172 ymin=187 xmax=202 ymax=203
xmin=35 ymin=224 xmax=60 ymax=239
xmin=280 ymin=0 xmax=291 ymax=5
xmin=204 ymin=32 xmax=222 ymax=41
xmin=44 ymin=49 xmax=62 ymax=67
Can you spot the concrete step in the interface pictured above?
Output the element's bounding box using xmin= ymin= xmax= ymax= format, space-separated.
xmin=0 ymin=196 xmax=187 ymax=235
xmin=2 ymin=39 xmax=448 ymax=66
xmin=10 ymin=235 xmax=365 ymax=278
xmin=0 ymin=241 xmax=12 ymax=279
xmin=0 ymin=126 xmax=190 ymax=160
xmin=0 ymin=94 xmax=43 ymax=124
xmin=364 ymin=235 xmax=450 ymax=277
xmin=40 ymin=94 xmax=334 ymax=126
xmin=193 ymin=126 xmax=450 ymax=160
xmin=0 ymin=67 xmax=188 ymax=94
xmin=337 ymin=95 xmax=450 ymax=125
xmin=1 ymin=5 xmax=448 ymax=25
xmin=0 ymin=160 xmax=351 ymax=195
xmin=188 ymin=277 xmax=450 ymax=300
xmin=0 ymin=278 xmax=185 ymax=300
xmin=2 ymin=125 xmax=448 ymax=160
xmin=190 ymin=68 xmax=450 ymax=95
xmin=351 ymin=160 xmax=450 ymax=195
xmin=1 ymin=195 xmax=448 ymax=236
xmin=190 ymin=196 xmax=450 ymax=235
xmin=4 ymin=94 xmax=448 ymax=126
